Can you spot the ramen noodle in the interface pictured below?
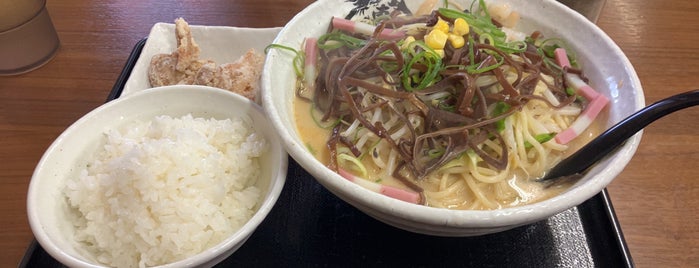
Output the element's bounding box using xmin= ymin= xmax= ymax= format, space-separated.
xmin=281 ymin=0 xmax=608 ymax=210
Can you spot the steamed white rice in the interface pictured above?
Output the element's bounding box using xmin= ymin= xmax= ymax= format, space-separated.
xmin=64 ymin=114 xmax=267 ymax=268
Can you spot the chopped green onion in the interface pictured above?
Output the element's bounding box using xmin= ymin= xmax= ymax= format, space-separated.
xmin=338 ymin=153 xmax=368 ymax=178
xmin=265 ymin=44 xmax=305 ymax=78
xmin=524 ymin=132 xmax=557 ymax=148
xmin=439 ymin=4 xmax=525 ymax=53
xmin=537 ymin=38 xmax=577 ymax=69
xmin=380 ymin=61 xmax=400 ymax=73
xmin=541 ymin=44 xmax=560 ymax=58
xmin=565 ymin=87 xmax=585 ymax=102
xmin=264 ymin=43 xmax=295 ymax=54
xmin=479 ymin=33 xmax=495 ymax=46
xmin=466 ymin=54 xmax=504 ymax=74
xmin=318 ymin=30 xmax=367 ymax=50
xmin=467 ymin=35 xmax=476 ymax=65
xmin=492 ymin=101 xmax=511 ymax=132
xmin=427 ymin=148 xmax=445 ymax=159
xmin=501 ymin=40 xmax=527 ymax=52
xmin=401 ymin=41 xmax=443 ymax=91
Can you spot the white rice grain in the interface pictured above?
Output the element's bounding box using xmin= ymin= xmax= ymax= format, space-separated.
xmin=64 ymin=114 xmax=267 ymax=268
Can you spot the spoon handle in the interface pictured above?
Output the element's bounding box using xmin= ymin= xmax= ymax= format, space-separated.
xmin=541 ymin=89 xmax=699 ymax=181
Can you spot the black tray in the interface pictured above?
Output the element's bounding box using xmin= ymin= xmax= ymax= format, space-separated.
xmin=21 ymin=5 xmax=634 ymax=266
xmin=22 ymin=37 xmax=634 ymax=268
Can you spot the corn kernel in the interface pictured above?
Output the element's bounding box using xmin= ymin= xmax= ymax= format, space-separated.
xmin=432 ymin=49 xmax=445 ymax=58
xmin=434 ymin=18 xmax=450 ymax=34
xmin=448 ymin=34 xmax=465 ymax=48
xmin=453 ymin=18 xmax=470 ymax=36
xmin=425 ymin=29 xmax=448 ymax=49
xmin=401 ymin=36 xmax=416 ymax=50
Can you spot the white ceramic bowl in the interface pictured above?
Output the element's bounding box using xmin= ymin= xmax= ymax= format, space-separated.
xmin=262 ymin=0 xmax=644 ymax=236
xmin=27 ymin=85 xmax=287 ymax=267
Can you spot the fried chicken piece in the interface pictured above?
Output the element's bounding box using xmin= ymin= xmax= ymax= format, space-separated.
xmin=193 ymin=61 xmax=217 ymax=86
xmin=148 ymin=53 xmax=183 ymax=87
xmin=148 ymin=18 xmax=202 ymax=87
xmin=173 ymin=17 xmax=200 ymax=72
xmin=148 ymin=18 xmax=264 ymax=101
xmin=207 ymin=49 xmax=264 ymax=100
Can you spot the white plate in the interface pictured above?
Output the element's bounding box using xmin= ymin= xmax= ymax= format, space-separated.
xmin=123 ymin=23 xmax=281 ymax=96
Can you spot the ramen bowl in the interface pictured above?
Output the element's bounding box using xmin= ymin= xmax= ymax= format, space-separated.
xmin=262 ymin=0 xmax=644 ymax=236
xmin=27 ymin=85 xmax=287 ymax=267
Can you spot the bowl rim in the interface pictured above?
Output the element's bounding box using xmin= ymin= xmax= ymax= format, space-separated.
xmin=27 ymin=85 xmax=288 ymax=267
xmin=261 ymin=0 xmax=644 ymax=230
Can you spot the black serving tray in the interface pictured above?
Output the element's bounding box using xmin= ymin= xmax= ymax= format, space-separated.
xmin=20 ymin=2 xmax=634 ymax=265
xmin=21 ymin=37 xmax=634 ymax=268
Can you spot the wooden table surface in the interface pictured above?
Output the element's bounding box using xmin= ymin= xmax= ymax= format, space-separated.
xmin=1 ymin=0 xmax=697 ymax=267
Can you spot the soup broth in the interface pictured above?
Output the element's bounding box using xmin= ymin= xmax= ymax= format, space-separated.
xmin=290 ymin=0 xmax=608 ymax=210
xmin=295 ymin=95 xmax=605 ymax=209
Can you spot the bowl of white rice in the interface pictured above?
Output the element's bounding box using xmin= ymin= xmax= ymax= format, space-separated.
xmin=27 ymin=85 xmax=287 ymax=267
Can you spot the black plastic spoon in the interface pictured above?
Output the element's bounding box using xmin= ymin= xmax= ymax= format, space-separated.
xmin=540 ymin=89 xmax=699 ymax=181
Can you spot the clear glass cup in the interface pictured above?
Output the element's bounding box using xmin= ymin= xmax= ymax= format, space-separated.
xmin=0 ymin=0 xmax=60 ymax=76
